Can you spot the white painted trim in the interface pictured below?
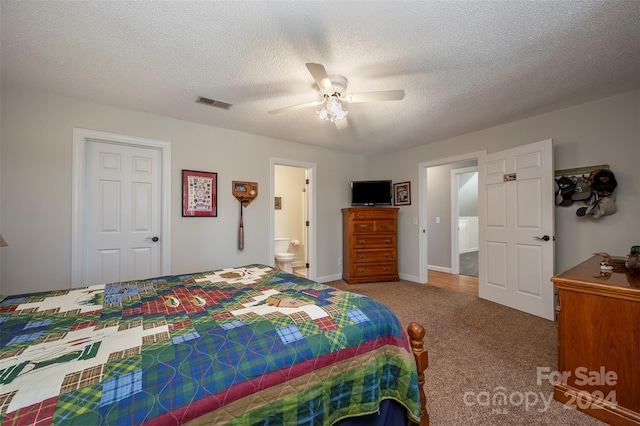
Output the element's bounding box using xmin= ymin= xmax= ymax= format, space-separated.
xmin=270 ymin=157 xmax=317 ymax=282
xmin=399 ymin=273 xmax=421 ymax=283
xmin=450 ymin=166 xmax=478 ymax=275
xmin=72 ymin=128 xmax=172 ymax=288
xmin=316 ymin=273 xmax=342 ymax=283
xmin=427 ymin=265 xmax=452 ymax=274
xmin=418 ymin=151 xmax=486 ymax=285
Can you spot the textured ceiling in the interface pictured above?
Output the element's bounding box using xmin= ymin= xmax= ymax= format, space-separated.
xmin=1 ymin=1 xmax=639 ymax=156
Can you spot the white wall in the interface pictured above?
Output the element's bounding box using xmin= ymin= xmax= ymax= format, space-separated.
xmin=458 ymin=171 xmax=478 ymax=217
xmin=0 ymin=88 xmax=367 ymax=295
xmin=370 ymin=90 xmax=640 ymax=277
xmin=274 ymin=165 xmax=306 ymax=266
xmin=0 ymin=119 xmax=3 ymax=284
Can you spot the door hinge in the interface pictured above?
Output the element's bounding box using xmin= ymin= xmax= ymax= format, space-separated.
xmin=305 ymin=263 xmax=309 ymax=269
xmin=306 ymin=221 xmax=309 ymax=226
xmin=305 ymin=178 xmax=309 ymax=184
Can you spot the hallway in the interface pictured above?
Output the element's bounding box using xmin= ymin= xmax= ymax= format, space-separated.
xmin=427 ymin=269 xmax=478 ymax=295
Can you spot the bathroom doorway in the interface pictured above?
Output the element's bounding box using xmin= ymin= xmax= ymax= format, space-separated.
xmin=270 ymin=158 xmax=316 ymax=281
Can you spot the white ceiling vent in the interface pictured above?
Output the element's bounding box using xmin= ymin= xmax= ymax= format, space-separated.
xmin=196 ymin=96 xmax=232 ymax=110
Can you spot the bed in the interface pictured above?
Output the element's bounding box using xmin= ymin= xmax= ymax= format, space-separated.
xmin=0 ymin=264 xmax=428 ymax=425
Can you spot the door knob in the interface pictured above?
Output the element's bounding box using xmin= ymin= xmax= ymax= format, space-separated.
xmin=146 ymin=236 xmax=159 ymax=242
xmin=534 ymin=235 xmax=550 ymax=241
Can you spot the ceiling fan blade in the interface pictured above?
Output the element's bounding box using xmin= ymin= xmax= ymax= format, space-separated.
xmin=343 ymin=90 xmax=405 ymax=103
xmin=335 ymin=117 xmax=349 ymax=130
xmin=268 ymin=99 xmax=325 ymax=115
xmin=305 ymin=63 xmax=332 ymax=93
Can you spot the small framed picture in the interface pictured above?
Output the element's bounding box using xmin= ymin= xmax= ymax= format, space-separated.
xmin=274 ymin=197 xmax=282 ymax=209
xmin=234 ymin=182 xmax=248 ymax=193
xmin=393 ymin=181 xmax=411 ymax=206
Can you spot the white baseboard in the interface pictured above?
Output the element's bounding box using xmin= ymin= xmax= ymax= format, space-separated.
xmin=428 ymin=265 xmax=452 ymax=273
xmin=317 ymin=273 xmax=424 ymax=284
xmin=316 ymin=273 xmax=342 ymax=283
xmin=399 ymin=273 xmax=422 ymax=283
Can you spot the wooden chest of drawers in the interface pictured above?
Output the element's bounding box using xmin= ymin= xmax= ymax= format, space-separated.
xmin=552 ymin=256 xmax=640 ymax=425
xmin=342 ymin=208 xmax=399 ymax=284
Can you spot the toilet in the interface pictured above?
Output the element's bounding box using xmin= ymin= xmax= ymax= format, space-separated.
xmin=274 ymin=237 xmax=295 ymax=273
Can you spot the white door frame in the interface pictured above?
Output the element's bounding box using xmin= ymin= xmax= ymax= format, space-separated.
xmin=418 ymin=151 xmax=486 ymax=284
xmin=450 ymin=166 xmax=478 ymax=275
xmin=270 ymin=158 xmax=317 ymax=281
xmin=72 ymin=128 xmax=172 ymax=287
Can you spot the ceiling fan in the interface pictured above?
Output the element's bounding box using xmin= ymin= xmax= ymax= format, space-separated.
xmin=268 ymin=63 xmax=405 ymax=130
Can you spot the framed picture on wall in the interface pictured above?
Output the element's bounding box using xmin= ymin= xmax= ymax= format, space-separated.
xmin=182 ymin=170 xmax=217 ymax=217
xmin=393 ymin=181 xmax=411 ymax=206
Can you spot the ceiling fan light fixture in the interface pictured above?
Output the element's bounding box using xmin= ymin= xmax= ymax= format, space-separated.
xmin=316 ymin=106 xmax=329 ymax=120
xmin=269 ymin=63 xmax=403 ymax=131
xmin=317 ymin=97 xmax=348 ymax=122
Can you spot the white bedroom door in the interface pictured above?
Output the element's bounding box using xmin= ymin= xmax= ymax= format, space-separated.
xmin=478 ymin=139 xmax=555 ymax=320
xmin=85 ymin=141 xmax=162 ymax=285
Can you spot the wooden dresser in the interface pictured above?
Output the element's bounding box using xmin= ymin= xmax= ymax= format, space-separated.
xmin=342 ymin=208 xmax=399 ymax=284
xmin=552 ymin=255 xmax=640 ymax=425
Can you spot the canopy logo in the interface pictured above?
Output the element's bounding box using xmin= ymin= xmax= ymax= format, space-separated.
xmin=537 ymin=366 xmax=618 ymax=410
xmin=462 ymin=366 xmax=618 ymax=415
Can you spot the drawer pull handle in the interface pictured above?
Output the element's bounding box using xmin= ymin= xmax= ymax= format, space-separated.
xmin=383 ymin=240 xmax=391 ymax=244
xmin=384 ymin=253 xmax=390 ymax=258
xmin=358 ymin=254 xmax=365 ymax=259
xmin=384 ymin=267 xmax=390 ymax=271
xmin=358 ymin=268 xmax=365 ymax=272
xmin=359 ymin=224 xmax=368 ymax=229
xmin=358 ymin=240 xmax=365 ymax=244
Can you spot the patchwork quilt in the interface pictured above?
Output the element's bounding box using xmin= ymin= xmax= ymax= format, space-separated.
xmin=0 ymin=265 xmax=421 ymax=425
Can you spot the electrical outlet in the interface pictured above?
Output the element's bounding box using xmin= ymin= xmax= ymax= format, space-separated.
xmin=338 ymin=257 xmax=342 ymax=265
xmin=436 ymin=217 xmax=441 ymax=224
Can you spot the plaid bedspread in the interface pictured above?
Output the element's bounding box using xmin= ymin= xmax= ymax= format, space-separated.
xmin=0 ymin=265 xmax=421 ymax=425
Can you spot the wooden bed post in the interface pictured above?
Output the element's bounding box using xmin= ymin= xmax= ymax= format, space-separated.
xmin=407 ymin=322 xmax=429 ymax=426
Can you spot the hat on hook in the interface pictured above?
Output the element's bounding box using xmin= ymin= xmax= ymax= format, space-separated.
xmin=572 ymin=179 xmax=591 ymax=201
xmin=556 ymin=176 xmax=576 ymax=206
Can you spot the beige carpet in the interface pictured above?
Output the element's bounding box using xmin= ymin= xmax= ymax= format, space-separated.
xmin=326 ymin=279 xmax=604 ymax=426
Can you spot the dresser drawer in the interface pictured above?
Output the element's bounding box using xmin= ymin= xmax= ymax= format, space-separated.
xmin=351 ymin=219 xmax=396 ymax=234
xmin=353 ymin=249 xmax=396 ymax=263
xmin=351 ymin=235 xmax=396 ymax=248
xmin=351 ymin=209 xmax=397 ymax=220
xmin=351 ymin=263 xmax=397 ymax=278
xmin=374 ymin=220 xmax=396 ymax=233
xmin=352 ymin=220 xmax=376 ymax=233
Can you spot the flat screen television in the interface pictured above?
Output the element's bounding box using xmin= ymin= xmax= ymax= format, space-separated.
xmin=351 ymin=180 xmax=393 ymax=206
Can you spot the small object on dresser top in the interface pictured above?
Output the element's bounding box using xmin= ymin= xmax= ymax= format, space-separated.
xmin=593 ymin=252 xmax=613 ymax=270
xmin=625 ymin=245 xmax=640 ymax=273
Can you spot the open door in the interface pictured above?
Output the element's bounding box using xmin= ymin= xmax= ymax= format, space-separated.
xmin=478 ymin=139 xmax=555 ymax=320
